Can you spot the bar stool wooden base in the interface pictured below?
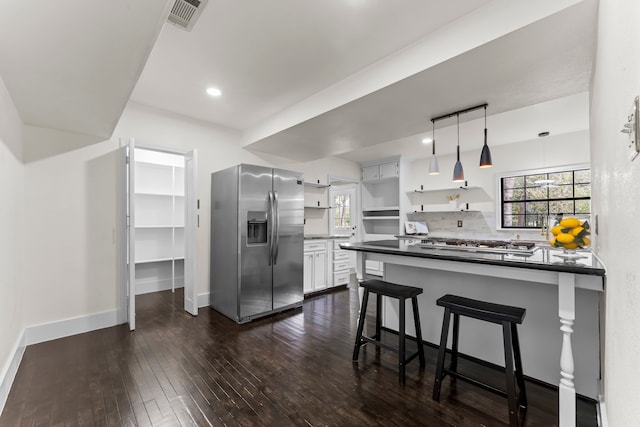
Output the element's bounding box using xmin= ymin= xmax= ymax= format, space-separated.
xmin=352 ymin=279 xmax=425 ymax=385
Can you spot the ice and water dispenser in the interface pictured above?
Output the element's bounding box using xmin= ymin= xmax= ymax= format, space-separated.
xmin=247 ymin=211 xmax=268 ymax=244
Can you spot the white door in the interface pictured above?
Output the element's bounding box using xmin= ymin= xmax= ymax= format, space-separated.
xmin=303 ymin=252 xmax=314 ymax=293
xmin=124 ymin=138 xmax=136 ymax=331
xmin=184 ymin=149 xmax=198 ymax=315
xmin=314 ymin=251 xmax=327 ymax=290
xmin=329 ymin=184 xmax=359 ymax=270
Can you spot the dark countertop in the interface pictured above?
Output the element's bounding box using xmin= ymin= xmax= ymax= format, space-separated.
xmin=304 ymin=235 xmax=351 ymax=240
xmin=340 ymin=240 xmax=606 ymax=276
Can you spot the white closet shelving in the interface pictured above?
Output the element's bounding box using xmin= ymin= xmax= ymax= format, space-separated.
xmin=134 ymin=149 xmax=185 ymax=295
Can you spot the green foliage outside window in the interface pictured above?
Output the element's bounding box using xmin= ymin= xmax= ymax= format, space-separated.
xmin=333 ymin=194 xmax=351 ymax=230
xmin=501 ymin=168 xmax=590 ymax=228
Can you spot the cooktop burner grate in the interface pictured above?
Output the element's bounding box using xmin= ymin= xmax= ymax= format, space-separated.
xmin=417 ymin=238 xmax=538 ymax=255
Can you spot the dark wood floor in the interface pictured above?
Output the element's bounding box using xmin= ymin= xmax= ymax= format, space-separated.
xmin=1 ymin=281 xmax=597 ymax=426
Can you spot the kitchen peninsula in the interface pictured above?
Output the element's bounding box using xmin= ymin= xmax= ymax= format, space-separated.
xmin=340 ymin=239 xmax=605 ymax=427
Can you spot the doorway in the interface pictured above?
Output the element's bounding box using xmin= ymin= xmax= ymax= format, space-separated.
xmin=328 ymin=178 xmax=360 ymax=272
xmin=120 ymin=139 xmax=198 ymax=330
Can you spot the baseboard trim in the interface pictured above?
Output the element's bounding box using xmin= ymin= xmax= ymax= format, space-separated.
xmin=24 ymin=309 xmax=121 ymax=346
xmin=0 ymin=329 xmax=26 ymax=416
xmin=597 ymin=400 xmax=608 ymax=427
xmin=198 ymin=292 xmax=210 ymax=308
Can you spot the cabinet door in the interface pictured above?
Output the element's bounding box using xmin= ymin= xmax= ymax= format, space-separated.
xmin=303 ymin=252 xmax=314 ymax=293
xmin=378 ymin=161 xmax=398 ymax=179
xmin=313 ymin=251 xmax=327 ymax=290
xmin=365 ymin=260 xmax=384 ymax=277
xmin=361 ymin=165 xmax=379 ymax=181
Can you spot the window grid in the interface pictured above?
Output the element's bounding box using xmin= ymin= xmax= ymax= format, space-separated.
xmin=333 ymin=194 xmax=351 ymax=230
xmin=501 ymin=168 xmax=591 ymax=229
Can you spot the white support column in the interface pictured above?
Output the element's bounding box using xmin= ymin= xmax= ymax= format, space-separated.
xmin=356 ymin=251 xmax=367 ymax=335
xmin=558 ymin=272 xmax=576 ymax=427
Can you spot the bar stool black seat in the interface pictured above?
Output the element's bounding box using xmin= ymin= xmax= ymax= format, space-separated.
xmin=352 ymin=279 xmax=425 ymax=385
xmin=432 ymin=294 xmax=527 ymax=427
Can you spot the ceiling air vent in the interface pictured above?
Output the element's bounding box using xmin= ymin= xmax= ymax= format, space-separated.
xmin=167 ymin=0 xmax=207 ymax=31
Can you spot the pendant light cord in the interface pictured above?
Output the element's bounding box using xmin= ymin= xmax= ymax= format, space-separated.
xmin=432 ymin=120 xmax=436 ymax=155
xmin=457 ymin=113 xmax=460 ymax=156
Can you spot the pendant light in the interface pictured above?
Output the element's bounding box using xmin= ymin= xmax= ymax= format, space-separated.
xmin=428 ymin=119 xmax=440 ymax=175
xmin=534 ymin=131 xmax=555 ymax=187
xmin=479 ymin=105 xmax=493 ymax=168
xmin=453 ymin=114 xmax=465 ymax=182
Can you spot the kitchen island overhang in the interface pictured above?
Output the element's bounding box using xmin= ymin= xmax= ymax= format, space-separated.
xmin=340 ymin=240 xmax=605 ymax=427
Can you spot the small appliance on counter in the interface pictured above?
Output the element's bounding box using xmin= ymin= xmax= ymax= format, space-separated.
xmin=404 ymin=221 xmax=429 ymax=235
xmin=210 ymin=164 xmax=304 ymax=324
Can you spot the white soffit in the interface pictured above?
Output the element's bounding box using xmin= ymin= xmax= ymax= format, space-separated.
xmin=0 ymin=0 xmax=173 ymax=139
xmin=338 ymin=92 xmax=590 ymax=163
xmin=243 ymin=0 xmax=594 ymax=161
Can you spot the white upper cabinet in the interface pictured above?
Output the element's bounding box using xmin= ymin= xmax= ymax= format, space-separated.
xmin=361 ymin=160 xmax=399 ymax=182
xmin=378 ymin=161 xmax=399 ymax=180
xmin=361 ymin=165 xmax=379 ymax=181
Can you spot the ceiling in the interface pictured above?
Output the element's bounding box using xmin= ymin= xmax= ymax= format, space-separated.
xmin=0 ymin=0 xmax=597 ymax=164
xmin=0 ymin=0 xmax=172 ymax=140
xmin=130 ymin=0 xmax=492 ymax=130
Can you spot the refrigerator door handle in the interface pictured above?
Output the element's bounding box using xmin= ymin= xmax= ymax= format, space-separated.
xmin=273 ymin=191 xmax=280 ymax=264
xmin=268 ymin=191 xmax=274 ymax=266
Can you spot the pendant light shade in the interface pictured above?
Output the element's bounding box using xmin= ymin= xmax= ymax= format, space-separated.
xmin=453 ymin=114 xmax=465 ymax=182
xmin=479 ymin=105 xmax=493 ymax=168
xmin=453 ymin=146 xmax=465 ymax=182
xmin=428 ymin=119 xmax=440 ymax=175
xmin=429 ymin=154 xmax=440 ymax=175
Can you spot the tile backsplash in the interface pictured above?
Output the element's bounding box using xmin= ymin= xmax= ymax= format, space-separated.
xmin=406 ymin=211 xmax=546 ymax=242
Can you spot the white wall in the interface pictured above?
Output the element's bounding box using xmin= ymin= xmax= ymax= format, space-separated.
xmin=18 ymin=100 xmax=361 ymax=335
xmin=0 ymin=75 xmax=24 ymax=408
xmin=590 ymin=0 xmax=640 ymax=424
xmin=22 ymin=130 xmax=120 ymax=326
xmin=409 ymin=130 xmax=590 ymax=240
xmin=279 ymin=157 xmax=360 ymax=235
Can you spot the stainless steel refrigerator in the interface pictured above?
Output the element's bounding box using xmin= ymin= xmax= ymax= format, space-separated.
xmin=210 ymin=164 xmax=304 ymax=323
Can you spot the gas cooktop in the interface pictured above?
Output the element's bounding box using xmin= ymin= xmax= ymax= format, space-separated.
xmin=417 ymin=237 xmax=539 ymax=255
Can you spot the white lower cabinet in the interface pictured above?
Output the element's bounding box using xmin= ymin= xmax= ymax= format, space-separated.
xmin=332 ymin=239 xmax=351 ymax=285
xmin=304 ymin=240 xmax=328 ymax=294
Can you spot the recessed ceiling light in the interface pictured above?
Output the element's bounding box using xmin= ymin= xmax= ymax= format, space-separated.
xmin=422 ymin=138 xmax=433 ymax=144
xmin=206 ymin=87 xmax=222 ymax=97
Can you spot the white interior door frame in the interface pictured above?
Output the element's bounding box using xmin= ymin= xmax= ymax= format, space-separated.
xmin=184 ymin=149 xmax=198 ymax=315
xmin=120 ymin=141 xmax=199 ymax=328
xmin=121 ymin=137 xmax=136 ymax=331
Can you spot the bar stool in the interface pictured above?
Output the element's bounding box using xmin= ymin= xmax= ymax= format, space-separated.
xmin=432 ymin=294 xmax=527 ymax=427
xmin=352 ymin=279 xmax=425 ymax=385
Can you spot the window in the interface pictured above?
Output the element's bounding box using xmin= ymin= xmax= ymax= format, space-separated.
xmin=330 ymin=185 xmax=357 ymax=236
xmin=500 ymin=166 xmax=591 ymax=229
xmin=333 ymin=194 xmax=351 ymax=230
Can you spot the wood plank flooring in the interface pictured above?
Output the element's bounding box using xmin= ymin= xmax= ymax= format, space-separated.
xmin=1 ymin=281 xmax=597 ymax=426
